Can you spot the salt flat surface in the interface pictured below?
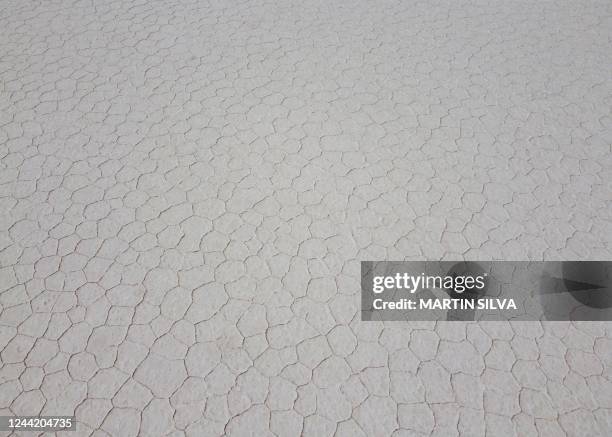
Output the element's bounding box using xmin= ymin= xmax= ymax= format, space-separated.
xmin=1 ymin=0 xmax=612 ymax=435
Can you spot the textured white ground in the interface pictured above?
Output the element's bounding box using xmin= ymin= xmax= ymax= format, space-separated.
xmin=1 ymin=0 xmax=612 ymax=436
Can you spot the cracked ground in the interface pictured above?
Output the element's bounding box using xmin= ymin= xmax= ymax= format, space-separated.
xmin=1 ymin=0 xmax=612 ymax=435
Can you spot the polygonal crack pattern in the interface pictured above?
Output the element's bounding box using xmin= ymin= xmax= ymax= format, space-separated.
xmin=1 ymin=0 xmax=612 ymax=436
